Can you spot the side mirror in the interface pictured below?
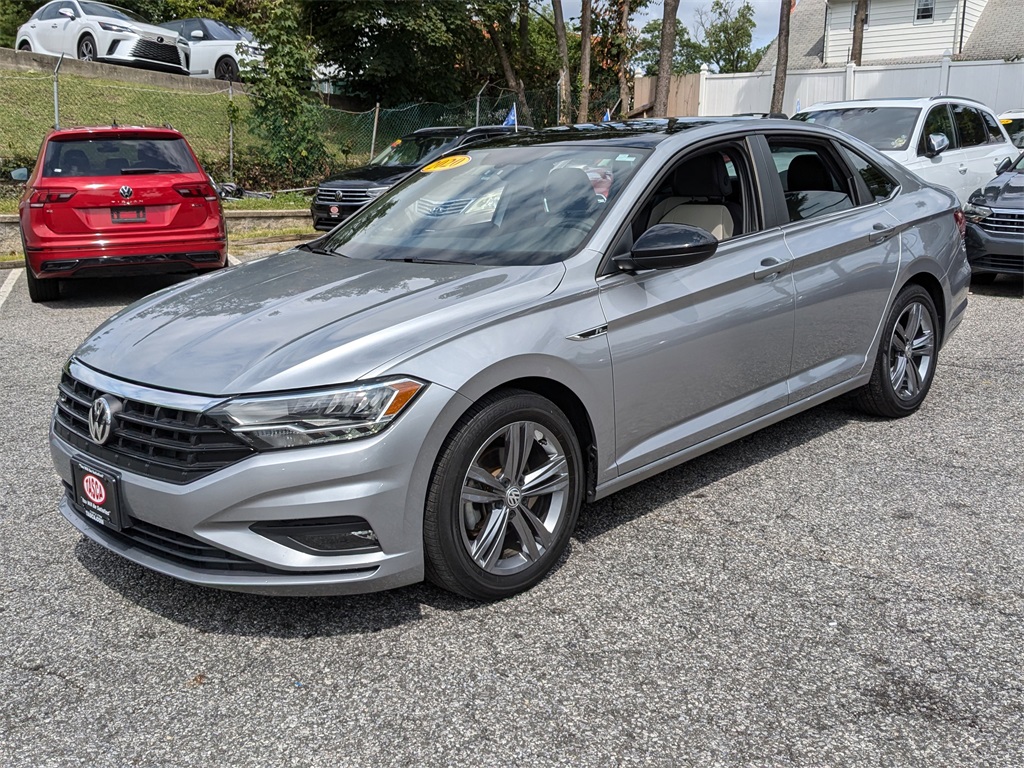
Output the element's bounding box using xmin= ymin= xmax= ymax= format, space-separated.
xmin=614 ymin=223 xmax=719 ymax=272
xmin=190 ymin=30 xmax=204 ymax=39
xmin=58 ymin=7 xmax=75 ymax=19
xmin=926 ymin=133 xmax=950 ymax=158
xmin=995 ymin=157 xmax=1012 ymax=175
xmin=10 ymin=167 xmax=28 ymax=182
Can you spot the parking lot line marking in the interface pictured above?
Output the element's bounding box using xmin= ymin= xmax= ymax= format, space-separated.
xmin=0 ymin=269 xmax=23 ymax=311
xmin=228 ymin=255 xmax=240 ymax=266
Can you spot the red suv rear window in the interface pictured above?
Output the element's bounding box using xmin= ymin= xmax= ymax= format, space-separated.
xmin=43 ymin=137 xmax=199 ymax=178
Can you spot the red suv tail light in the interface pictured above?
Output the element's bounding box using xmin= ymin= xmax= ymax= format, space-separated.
xmin=174 ymin=182 xmax=219 ymax=201
xmin=953 ymin=209 xmax=967 ymax=238
xmin=29 ymin=188 xmax=77 ymax=208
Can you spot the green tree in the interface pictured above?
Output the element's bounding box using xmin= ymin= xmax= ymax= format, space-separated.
xmin=241 ymin=0 xmax=327 ymax=185
xmin=2 ymin=1 xmax=39 ymax=48
xmin=634 ymin=18 xmax=704 ymax=76
xmin=695 ymin=0 xmax=765 ymax=73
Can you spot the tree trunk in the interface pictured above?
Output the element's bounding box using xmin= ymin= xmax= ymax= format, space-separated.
xmin=578 ymin=0 xmax=592 ymax=122
xmin=518 ymin=0 xmax=529 ymax=55
xmin=653 ymin=0 xmax=680 ymax=117
xmin=551 ymin=0 xmax=572 ymax=124
xmin=770 ymin=0 xmax=791 ymax=115
xmin=851 ymin=0 xmax=868 ymax=65
xmin=490 ymin=23 xmax=533 ymax=126
xmin=616 ymin=0 xmax=632 ymax=117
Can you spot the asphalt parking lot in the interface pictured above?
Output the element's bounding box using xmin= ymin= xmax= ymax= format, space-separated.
xmin=0 ymin=261 xmax=1021 ymax=767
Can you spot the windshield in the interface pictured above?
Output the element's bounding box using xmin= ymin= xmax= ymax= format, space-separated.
xmin=43 ymin=137 xmax=199 ymax=177
xmin=1002 ymin=117 xmax=1024 ymax=149
xmin=794 ymin=107 xmax=921 ymax=151
xmin=321 ymin=145 xmax=649 ymax=266
xmin=1012 ymin=152 xmax=1024 ymax=172
xmin=80 ymin=2 xmax=148 ymax=23
xmin=370 ymin=135 xmax=459 ymax=167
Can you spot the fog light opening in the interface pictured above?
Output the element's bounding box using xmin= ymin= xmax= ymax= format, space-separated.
xmin=251 ymin=516 xmax=382 ymax=556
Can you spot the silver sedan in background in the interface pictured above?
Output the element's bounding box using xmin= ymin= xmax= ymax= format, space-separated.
xmin=49 ymin=119 xmax=971 ymax=601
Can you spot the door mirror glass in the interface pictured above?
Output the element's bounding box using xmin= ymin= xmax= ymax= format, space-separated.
xmin=926 ymin=133 xmax=950 ymax=157
xmin=58 ymin=7 xmax=75 ymax=19
xmin=190 ymin=30 xmax=204 ymax=39
xmin=10 ymin=167 xmax=28 ymax=182
xmin=996 ymin=157 xmax=1012 ymax=175
xmin=616 ymin=223 xmax=719 ymax=271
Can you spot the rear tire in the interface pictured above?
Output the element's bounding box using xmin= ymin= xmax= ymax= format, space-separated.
xmin=25 ymin=264 xmax=60 ymax=303
xmin=214 ymin=56 xmax=239 ymax=81
xmin=77 ymin=34 xmax=96 ymax=62
xmin=18 ymin=41 xmax=31 ymax=52
xmin=423 ymin=390 xmax=583 ymax=601
xmin=854 ymin=284 xmax=938 ymax=418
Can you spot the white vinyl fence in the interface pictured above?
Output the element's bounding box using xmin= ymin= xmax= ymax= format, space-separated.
xmin=637 ymin=57 xmax=1024 ymax=118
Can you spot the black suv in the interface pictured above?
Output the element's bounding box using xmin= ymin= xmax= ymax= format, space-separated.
xmin=311 ymin=125 xmax=531 ymax=230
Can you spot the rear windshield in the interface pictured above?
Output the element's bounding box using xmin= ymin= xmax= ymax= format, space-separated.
xmin=43 ymin=137 xmax=199 ymax=177
xmin=793 ymin=107 xmax=921 ymax=151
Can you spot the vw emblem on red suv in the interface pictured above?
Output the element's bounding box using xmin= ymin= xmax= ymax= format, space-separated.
xmin=87 ymin=395 xmax=122 ymax=445
xmin=119 ymin=185 xmax=133 ymax=199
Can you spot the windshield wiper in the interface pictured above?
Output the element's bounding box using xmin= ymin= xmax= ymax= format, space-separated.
xmin=381 ymin=257 xmax=475 ymax=266
xmin=296 ymin=241 xmax=336 ymax=256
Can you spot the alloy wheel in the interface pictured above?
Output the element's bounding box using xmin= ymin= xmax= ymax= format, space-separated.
xmin=888 ymin=300 xmax=935 ymax=401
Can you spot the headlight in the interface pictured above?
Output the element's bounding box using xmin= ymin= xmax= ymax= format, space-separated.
xmin=99 ymin=22 xmax=132 ymax=33
xmin=365 ymin=186 xmax=390 ymax=198
xmin=962 ymin=202 xmax=992 ymax=222
xmin=210 ymin=378 xmax=424 ymax=449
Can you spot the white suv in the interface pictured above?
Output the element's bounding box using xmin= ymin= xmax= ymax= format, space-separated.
xmin=793 ymin=97 xmax=1016 ymax=204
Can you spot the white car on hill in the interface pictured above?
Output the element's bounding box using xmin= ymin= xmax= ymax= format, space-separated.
xmin=159 ymin=17 xmax=262 ymax=80
xmin=16 ymin=0 xmax=189 ymax=76
xmin=794 ymin=97 xmax=1016 ymax=204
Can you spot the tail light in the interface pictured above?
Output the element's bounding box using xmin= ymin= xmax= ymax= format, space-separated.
xmin=29 ymin=188 xmax=76 ymax=208
xmin=953 ymin=208 xmax=967 ymax=238
xmin=174 ymin=182 xmax=218 ymax=201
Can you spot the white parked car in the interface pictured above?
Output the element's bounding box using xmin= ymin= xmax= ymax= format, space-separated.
xmin=999 ymin=109 xmax=1024 ymax=149
xmin=793 ymin=97 xmax=1016 ymax=204
xmin=15 ymin=0 xmax=189 ymax=76
xmin=159 ymin=17 xmax=262 ymax=80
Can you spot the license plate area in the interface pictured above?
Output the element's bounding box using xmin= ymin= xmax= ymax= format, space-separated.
xmin=111 ymin=206 xmax=146 ymax=224
xmin=71 ymin=460 xmax=124 ymax=531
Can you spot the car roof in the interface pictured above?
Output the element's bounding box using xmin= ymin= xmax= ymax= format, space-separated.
xmin=800 ymin=96 xmax=995 ymax=112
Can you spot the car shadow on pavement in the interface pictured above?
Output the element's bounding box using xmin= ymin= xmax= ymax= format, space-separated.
xmin=969 ymin=274 xmax=1023 ymax=298
xmin=73 ymin=397 xmax=867 ymax=638
xmin=54 ymin=275 xmax=194 ymax=308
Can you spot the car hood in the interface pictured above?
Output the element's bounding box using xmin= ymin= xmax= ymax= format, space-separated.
xmin=319 ymin=166 xmax=415 ymax=187
xmin=74 ymin=249 xmax=565 ymax=396
xmin=971 ymin=170 xmax=1024 ymax=208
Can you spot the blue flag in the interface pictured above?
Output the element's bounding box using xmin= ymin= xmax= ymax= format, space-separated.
xmin=603 ymin=108 xmax=611 ymax=122
xmin=503 ymin=103 xmax=517 ymax=127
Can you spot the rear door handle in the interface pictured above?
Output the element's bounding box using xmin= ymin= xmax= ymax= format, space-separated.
xmin=869 ymin=222 xmax=897 ymax=243
xmin=958 ymin=164 xmax=968 ymax=175
xmin=753 ymin=256 xmax=788 ymax=280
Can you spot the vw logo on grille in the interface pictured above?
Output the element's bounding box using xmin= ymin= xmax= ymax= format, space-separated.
xmin=336 ymin=190 xmax=345 ymax=201
xmin=88 ymin=395 xmax=122 ymax=446
xmin=119 ymin=185 xmax=133 ymax=200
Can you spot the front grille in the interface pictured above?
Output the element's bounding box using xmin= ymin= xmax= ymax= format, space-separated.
xmin=68 ymin=494 xmax=376 ymax=576
xmin=979 ymin=209 xmax=1024 ymax=236
xmin=316 ymin=187 xmax=371 ymax=204
xmin=415 ymin=197 xmax=474 ymax=217
xmin=130 ymin=39 xmax=182 ymax=66
xmin=54 ymin=372 xmax=255 ymax=484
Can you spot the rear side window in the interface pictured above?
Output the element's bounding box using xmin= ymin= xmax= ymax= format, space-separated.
xmin=42 ymin=137 xmax=199 ymax=177
xmin=768 ymin=141 xmax=855 ymax=222
xmin=980 ymin=111 xmax=1006 ymax=144
xmin=952 ymin=104 xmax=987 ymax=147
xmin=918 ymin=104 xmax=956 ymax=155
xmin=839 ymin=146 xmax=899 ymax=202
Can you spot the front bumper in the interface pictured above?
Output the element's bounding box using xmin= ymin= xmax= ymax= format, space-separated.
xmin=50 ymin=373 xmax=468 ymax=595
xmin=965 ymin=222 xmax=1024 ymax=275
xmin=310 ymin=200 xmax=365 ymax=231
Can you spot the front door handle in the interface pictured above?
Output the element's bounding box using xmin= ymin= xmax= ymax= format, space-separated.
xmin=753 ymin=256 xmax=788 ymax=280
xmin=958 ymin=164 xmax=968 ymax=175
xmin=869 ymin=222 xmax=897 ymax=243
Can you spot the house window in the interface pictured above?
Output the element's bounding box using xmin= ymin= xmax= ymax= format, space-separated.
xmin=849 ymin=0 xmax=870 ymax=31
xmin=915 ymin=0 xmax=934 ymax=22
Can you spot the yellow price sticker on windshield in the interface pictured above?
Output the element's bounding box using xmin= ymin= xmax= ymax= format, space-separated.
xmin=421 ymin=155 xmax=471 ymax=173
xmin=1000 ymin=119 xmax=1013 ymax=125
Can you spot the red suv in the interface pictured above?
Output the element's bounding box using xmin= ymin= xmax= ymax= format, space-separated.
xmin=20 ymin=126 xmax=226 ymax=302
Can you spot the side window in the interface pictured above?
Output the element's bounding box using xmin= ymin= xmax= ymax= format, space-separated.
xmin=918 ymin=104 xmax=955 ymax=155
xmin=953 ymin=104 xmax=987 ymax=148
xmin=181 ymin=19 xmax=203 ymax=38
xmin=980 ymin=111 xmax=1006 ymax=144
xmin=39 ymin=3 xmax=61 ymax=20
xmin=768 ymin=141 xmax=855 ymax=223
xmin=839 ymin=146 xmax=899 ymax=202
xmin=645 ymin=145 xmax=754 ymax=242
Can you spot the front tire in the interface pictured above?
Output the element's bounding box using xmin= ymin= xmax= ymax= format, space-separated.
xmin=77 ymin=34 xmax=96 ymax=62
xmin=855 ymin=284 xmax=938 ymax=418
xmin=424 ymin=390 xmax=584 ymax=600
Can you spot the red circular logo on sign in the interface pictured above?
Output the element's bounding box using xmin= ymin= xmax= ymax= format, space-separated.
xmin=83 ymin=474 xmax=106 ymax=505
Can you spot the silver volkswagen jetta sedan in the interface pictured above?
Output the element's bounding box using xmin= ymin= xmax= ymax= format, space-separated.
xmin=50 ymin=119 xmax=971 ymax=600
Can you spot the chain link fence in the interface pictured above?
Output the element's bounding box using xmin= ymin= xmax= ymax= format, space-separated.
xmin=1 ymin=66 xmax=623 ymax=197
